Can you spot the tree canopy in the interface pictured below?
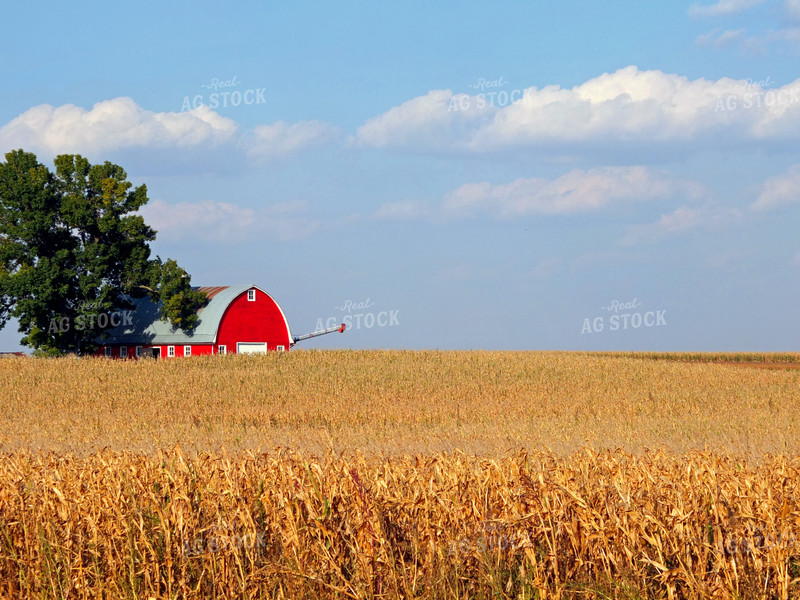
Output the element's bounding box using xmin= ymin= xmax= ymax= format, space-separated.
xmin=0 ymin=149 xmax=207 ymax=355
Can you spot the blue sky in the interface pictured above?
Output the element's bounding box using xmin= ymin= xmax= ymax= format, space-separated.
xmin=1 ymin=0 xmax=799 ymax=351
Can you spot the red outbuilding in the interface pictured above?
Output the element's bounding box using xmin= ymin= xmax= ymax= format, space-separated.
xmin=97 ymin=284 xmax=339 ymax=359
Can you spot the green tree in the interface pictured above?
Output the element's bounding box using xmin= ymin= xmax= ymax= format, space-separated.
xmin=0 ymin=149 xmax=207 ymax=355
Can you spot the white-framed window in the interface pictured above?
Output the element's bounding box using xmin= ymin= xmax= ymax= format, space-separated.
xmin=135 ymin=346 xmax=142 ymax=358
xmin=184 ymin=345 xmax=191 ymax=357
xmin=168 ymin=345 xmax=175 ymax=358
xmin=104 ymin=347 xmax=111 ymax=358
xmin=218 ymin=345 xmax=226 ymax=355
xmin=247 ymin=289 xmax=256 ymax=301
xmin=120 ymin=346 xmax=128 ymax=359
xmin=276 ymin=345 xmax=285 ymax=352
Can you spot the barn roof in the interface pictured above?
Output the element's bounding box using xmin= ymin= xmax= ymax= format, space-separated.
xmin=100 ymin=284 xmax=279 ymax=346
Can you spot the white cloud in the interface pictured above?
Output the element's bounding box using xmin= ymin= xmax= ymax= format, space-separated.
xmin=751 ymin=164 xmax=800 ymax=210
xmin=353 ymin=67 xmax=800 ymax=155
xmin=355 ymin=91 xmax=449 ymax=149
xmin=0 ymin=98 xmax=341 ymax=167
xmin=371 ymin=166 xmax=710 ymax=225
xmin=0 ymin=98 xmax=237 ymax=156
xmin=689 ymin=0 xmax=766 ymax=17
xmin=353 ymin=89 xmax=494 ymax=152
xmin=140 ymin=198 xmax=320 ymax=243
xmin=247 ymin=120 xmax=340 ymax=161
xmin=441 ymin=167 xmax=705 ymax=218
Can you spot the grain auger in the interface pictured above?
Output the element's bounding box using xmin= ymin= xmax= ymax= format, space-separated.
xmin=290 ymin=323 xmax=346 ymax=346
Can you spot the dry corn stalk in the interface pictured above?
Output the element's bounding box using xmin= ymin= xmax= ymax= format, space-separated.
xmin=1 ymin=448 xmax=799 ymax=599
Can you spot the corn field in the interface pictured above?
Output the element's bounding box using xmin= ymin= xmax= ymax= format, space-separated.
xmin=1 ymin=449 xmax=800 ymax=599
xmin=2 ymin=351 xmax=799 ymax=457
xmin=1 ymin=351 xmax=799 ymax=598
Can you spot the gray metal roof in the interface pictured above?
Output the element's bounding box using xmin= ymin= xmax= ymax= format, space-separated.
xmin=100 ymin=284 xmax=261 ymax=345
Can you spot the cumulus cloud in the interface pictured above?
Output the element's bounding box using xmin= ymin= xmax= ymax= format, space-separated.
xmin=247 ymin=120 xmax=341 ymax=161
xmin=751 ymin=164 xmax=800 ymax=210
xmin=355 ymin=91 xmax=450 ymax=149
xmin=0 ymin=98 xmax=237 ymax=156
xmin=353 ymin=89 xmax=495 ymax=152
xmin=140 ymin=198 xmax=320 ymax=243
xmin=689 ymin=0 xmax=766 ymax=17
xmin=353 ymin=67 xmax=800 ymax=156
xmin=440 ymin=167 xmax=705 ymax=218
xmin=0 ymin=98 xmax=342 ymax=168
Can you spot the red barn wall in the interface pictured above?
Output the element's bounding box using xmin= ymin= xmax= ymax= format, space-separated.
xmin=95 ymin=344 xmax=215 ymax=358
xmin=157 ymin=344 xmax=215 ymax=358
xmin=216 ymin=289 xmax=291 ymax=352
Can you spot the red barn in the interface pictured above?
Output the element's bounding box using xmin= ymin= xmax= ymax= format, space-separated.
xmin=97 ymin=285 xmax=299 ymax=359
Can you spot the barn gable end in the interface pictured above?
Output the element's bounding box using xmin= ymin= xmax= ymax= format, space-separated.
xmin=216 ymin=287 xmax=292 ymax=353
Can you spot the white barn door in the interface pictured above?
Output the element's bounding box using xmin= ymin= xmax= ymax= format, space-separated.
xmin=237 ymin=342 xmax=268 ymax=354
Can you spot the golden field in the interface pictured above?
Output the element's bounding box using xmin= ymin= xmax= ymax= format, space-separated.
xmin=2 ymin=350 xmax=800 ymax=457
xmin=1 ymin=351 xmax=800 ymax=599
